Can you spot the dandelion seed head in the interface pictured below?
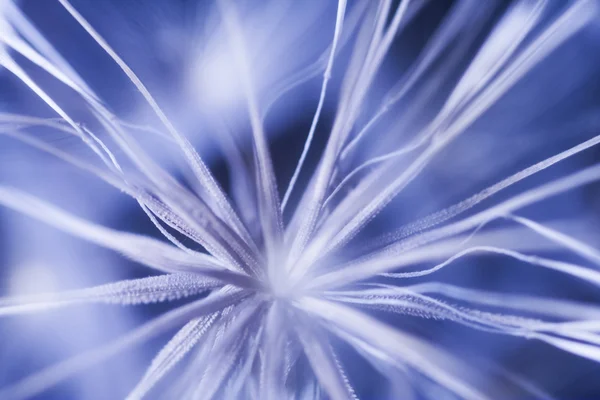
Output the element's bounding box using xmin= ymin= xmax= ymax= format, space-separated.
xmin=0 ymin=0 xmax=600 ymax=399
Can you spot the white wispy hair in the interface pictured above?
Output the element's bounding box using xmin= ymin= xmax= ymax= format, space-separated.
xmin=0 ymin=0 xmax=600 ymax=398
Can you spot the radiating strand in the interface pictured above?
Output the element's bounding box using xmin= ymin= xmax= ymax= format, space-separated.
xmin=0 ymin=50 xmax=120 ymax=175
xmin=380 ymin=246 xmax=600 ymax=286
xmin=104 ymin=118 xmax=262 ymax=273
xmin=0 ymin=33 xmax=99 ymax=108
xmin=226 ymin=324 xmax=264 ymax=399
xmin=0 ymin=274 xmax=220 ymax=316
xmin=57 ymin=0 xmax=255 ymax=250
xmin=281 ymin=0 xmax=347 ymax=212
xmin=217 ymin=0 xmax=284 ymax=259
xmin=126 ymin=313 xmax=219 ymax=400
xmin=339 ymin=0 xmax=499 ymax=159
xmin=1 ymin=1 xmax=98 ymax=99
xmin=167 ymin=313 xmax=225 ymax=399
xmin=0 ymin=32 xmax=128 ymax=182
xmin=1 ymin=22 xmax=260 ymax=271
xmin=210 ymin=120 xmax=259 ymax=238
xmin=0 ymin=288 xmax=249 ymax=400
xmin=304 ymin=0 xmax=596 ymax=269
xmin=0 ymin=123 xmax=210 ymax=253
xmin=280 ymin=0 xmax=381 ymax=249
xmin=261 ymin=0 xmax=370 ymax=119
xmin=323 ymin=143 xmax=421 ymax=210
xmin=328 ymin=0 xmax=412 ymax=154
xmin=405 ymin=291 xmax=600 ymax=351
xmin=336 ymin=288 xmax=565 ymax=335
xmin=507 ymin=214 xmax=600 ymax=265
xmin=332 ymin=0 xmax=548 ymax=196
xmin=0 ymin=114 xmax=217 ymax=255
xmin=310 ymin=163 xmax=600 ymax=289
xmin=0 ymin=113 xmax=256 ymax=261
xmin=331 ymin=311 xmax=555 ymax=400
xmin=89 ymin=111 xmax=263 ymax=275
xmin=293 ymin=312 xmax=358 ymax=400
xmin=321 ymin=0 xmax=412 ymax=159
xmin=305 ymin=218 xmax=554 ymax=289
xmin=188 ymin=300 xmax=262 ymax=399
xmin=0 ymin=125 xmax=129 ymax=193
xmin=333 ymin=290 xmax=600 ymax=358
xmin=430 ymin=0 xmax=547 ymax=133
xmin=137 ymin=202 xmax=195 ymax=252
xmin=355 ymin=282 xmax=600 ymax=321
xmin=0 ymin=10 xmax=114 ymax=173
xmin=281 ymin=339 xmax=304 ymax=396
xmin=0 ymin=186 xmax=261 ymax=288
xmin=363 ymin=0 xmax=412 ymax=81
xmin=432 ymin=0 xmax=597 ymax=145
xmin=297 ymin=297 xmax=492 ymax=400
xmin=331 ymin=293 xmax=519 ymax=334
xmin=360 ymin=133 xmax=600 ymax=254
xmin=101 ymin=92 xmax=260 ymax=268
xmin=315 ymin=213 xmax=575 ymax=283
xmin=285 ymin=0 xmax=414 ymax=267
xmin=282 ymin=0 xmax=467 ymax=246
xmin=260 ymin=303 xmax=289 ymax=400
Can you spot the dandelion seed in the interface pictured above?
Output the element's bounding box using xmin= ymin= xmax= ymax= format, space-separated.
xmin=1 ymin=0 xmax=600 ymax=399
